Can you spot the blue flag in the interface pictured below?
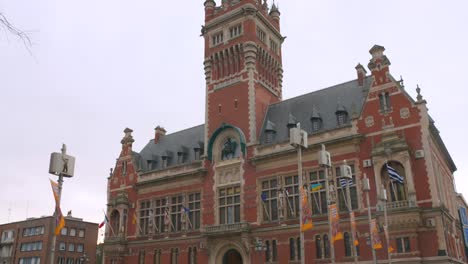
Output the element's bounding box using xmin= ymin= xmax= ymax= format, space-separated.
xmin=261 ymin=193 xmax=267 ymax=202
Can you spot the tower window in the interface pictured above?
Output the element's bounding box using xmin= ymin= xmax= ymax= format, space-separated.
xmin=219 ymin=186 xmax=241 ymax=224
xmin=212 ymin=32 xmax=224 ymax=46
xmin=256 ymin=26 xmax=266 ymax=43
xmin=229 ymin=24 xmax=242 ymax=38
xmin=269 ymin=39 xmax=278 ymax=53
xmin=379 ymin=92 xmax=391 ymax=112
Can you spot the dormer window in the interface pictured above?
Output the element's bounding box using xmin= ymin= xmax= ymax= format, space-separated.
xmin=287 ymin=114 xmax=297 ymax=137
xmin=336 ymin=112 xmax=348 ymax=126
xmin=311 ymin=117 xmax=322 ymax=132
xmin=212 ymin=32 xmax=224 ymax=46
xmin=161 ymin=156 xmax=168 ymax=169
xmin=229 ymin=24 xmax=242 ymax=38
xmin=379 ymin=92 xmax=391 ymax=112
xmin=194 ymin=147 xmax=201 ymax=161
xmin=310 ymin=106 xmax=322 ymax=133
xmin=265 ymin=120 xmax=276 ymax=144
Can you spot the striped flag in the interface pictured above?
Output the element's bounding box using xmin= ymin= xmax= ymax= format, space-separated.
xmin=339 ymin=178 xmax=353 ymax=188
xmin=386 ymin=163 xmax=404 ymax=184
xmin=310 ymin=183 xmax=322 ymax=191
xmin=99 ymin=213 xmax=109 ymax=229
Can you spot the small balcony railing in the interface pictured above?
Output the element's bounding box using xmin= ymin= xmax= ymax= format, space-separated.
xmin=204 ymin=222 xmax=250 ymax=236
xmin=386 ymin=200 xmax=410 ymax=209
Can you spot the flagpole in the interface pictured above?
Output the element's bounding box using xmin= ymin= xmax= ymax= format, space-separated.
xmin=363 ymin=174 xmax=377 ymax=263
xmin=50 ymin=174 xmax=63 ymax=264
xmin=345 ymin=178 xmax=358 ymax=263
xmin=381 ymin=185 xmax=392 ymax=264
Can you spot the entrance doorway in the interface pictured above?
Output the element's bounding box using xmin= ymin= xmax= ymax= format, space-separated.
xmin=222 ymin=249 xmax=243 ymax=264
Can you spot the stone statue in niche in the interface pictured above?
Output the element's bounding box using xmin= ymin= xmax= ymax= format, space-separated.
xmin=221 ymin=138 xmax=238 ymax=160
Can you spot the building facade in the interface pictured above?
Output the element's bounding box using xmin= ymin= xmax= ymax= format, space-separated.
xmin=102 ymin=0 xmax=465 ymax=263
xmin=0 ymin=215 xmax=98 ymax=264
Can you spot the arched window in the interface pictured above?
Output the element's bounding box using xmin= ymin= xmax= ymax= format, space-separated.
xmin=324 ymin=235 xmax=330 ymax=258
xmin=344 ymin=232 xmax=352 ymax=257
xmin=381 ymin=161 xmax=407 ymax=203
xmin=289 ymin=238 xmax=295 ymax=260
xmin=272 ymin=240 xmax=277 ymax=261
xmin=265 ymin=240 xmax=270 ymax=262
xmin=315 ymin=235 xmax=322 ymax=259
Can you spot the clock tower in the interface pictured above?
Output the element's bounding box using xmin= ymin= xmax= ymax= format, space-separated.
xmin=203 ymin=0 xmax=284 ymax=145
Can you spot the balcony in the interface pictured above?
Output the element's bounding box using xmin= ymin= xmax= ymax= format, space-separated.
xmin=377 ymin=200 xmax=417 ymax=212
xmin=204 ymin=222 xmax=250 ymax=236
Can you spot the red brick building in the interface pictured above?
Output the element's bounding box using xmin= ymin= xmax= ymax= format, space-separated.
xmin=0 ymin=215 xmax=98 ymax=264
xmin=102 ymin=0 xmax=465 ymax=263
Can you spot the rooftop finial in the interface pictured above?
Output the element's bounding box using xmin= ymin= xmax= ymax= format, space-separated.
xmin=416 ymin=84 xmax=424 ymax=102
xmin=399 ymin=75 xmax=405 ymax=89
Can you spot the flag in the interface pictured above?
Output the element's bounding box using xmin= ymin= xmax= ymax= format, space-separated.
xmin=329 ymin=204 xmax=343 ymax=242
xmin=310 ymin=183 xmax=322 ymax=191
xmin=132 ymin=211 xmax=137 ymax=225
xmin=49 ymin=179 xmax=60 ymax=203
xmin=54 ymin=207 xmax=65 ymax=235
xmin=339 ymin=178 xmax=353 ymax=188
xmin=164 ymin=207 xmax=170 ymax=225
xmin=50 ymin=180 xmax=65 ymax=235
xmin=388 ymin=246 xmax=394 ymax=253
xmin=99 ymin=213 xmax=109 ymax=229
xmin=300 ymin=186 xmax=313 ymax=231
xmin=371 ymin=219 xmax=382 ymax=249
xmin=261 ymin=193 xmax=267 ymax=202
xmin=386 ymin=163 xmax=404 ymax=184
xmin=285 ymin=188 xmax=290 ymax=197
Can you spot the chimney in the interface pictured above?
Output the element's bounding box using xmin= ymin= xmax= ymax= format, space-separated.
xmin=355 ymin=63 xmax=367 ymax=86
xmin=154 ymin=126 xmax=166 ymax=144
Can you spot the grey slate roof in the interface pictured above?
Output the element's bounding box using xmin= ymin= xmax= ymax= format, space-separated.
xmin=259 ymin=77 xmax=372 ymax=144
xmin=138 ymin=124 xmax=205 ymax=172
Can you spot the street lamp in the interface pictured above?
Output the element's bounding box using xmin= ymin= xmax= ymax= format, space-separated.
xmin=48 ymin=144 xmax=75 ymax=264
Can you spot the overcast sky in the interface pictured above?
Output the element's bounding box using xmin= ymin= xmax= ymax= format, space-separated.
xmin=1 ymin=0 xmax=467 ymax=226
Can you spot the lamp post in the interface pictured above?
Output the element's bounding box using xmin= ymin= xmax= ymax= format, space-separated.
xmin=318 ymin=144 xmax=334 ymax=263
xmin=48 ymin=144 xmax=75 ymax=264
xmin=363 ymin=174 xmax=377 ymax=263
xmin=340 ymin=161 xmax=357 ymax=263
xmin=289 ymin=123 xmax=308 ymax=264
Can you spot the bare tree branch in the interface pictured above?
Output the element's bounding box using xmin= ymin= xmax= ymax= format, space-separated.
xmin=0 ymin=12 xmax=33 ymax=55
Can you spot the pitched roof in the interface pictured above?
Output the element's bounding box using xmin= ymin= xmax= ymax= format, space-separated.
xmin=259 ymin=77 xmax=371 ymax=144
xmin=138 ymin=124 xmax=204 ymax=172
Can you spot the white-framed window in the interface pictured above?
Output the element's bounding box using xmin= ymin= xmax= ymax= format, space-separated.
xmin=68 ymin=243 xmax=75 ymax=252
xmin=78 ymin=229 xmax=85 ymax=238
xmin=396 ymin=237 xmax=410 ymax=253
xmin=69 ymin=228 xmax=76 ymax=237
xmin=219 ymin=185 xmax=241 ymax=224
xmin=261 ymin=178 xmax=279 ymax=222
xmin=269 ymin=38 xmax=278 ymax=53
xmin=77 ymin=244 xmax=84 ymax=253
xmin=60 ymin=227 xmax=68 ymax=236
xmin=229 ymin=24 xmax=242 ymax=38
xmin=379 ymin=92 xmax=391 ymax=112
xmin=59 ymin=242 xmax=66 ymax=251
xmin=256 ymin=26 xmax=266 ymax=43
xmin=212 ymin=32 xmax=224 ymax=46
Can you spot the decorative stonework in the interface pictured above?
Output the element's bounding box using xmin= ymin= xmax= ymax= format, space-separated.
xmin=218 ymin=165 xmax=241 ymax=185
xmin=400 ymin=107 xmax=410 ymax=119
xmin=365 ymin=116 xmax=374 ymax=127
